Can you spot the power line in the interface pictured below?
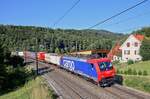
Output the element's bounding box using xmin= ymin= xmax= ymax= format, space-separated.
xmin=116 ymin=24 xmax=150 ymax=33
xmin=88 ymin=0 xmax=149 ymax=29
xmin=53 ymin=0 xmax=81 ymax=28
xmin=103 ymin=10 xmax=150 ymax=28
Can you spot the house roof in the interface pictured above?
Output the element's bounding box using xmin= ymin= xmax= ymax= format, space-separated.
xmin=107 ymin=42 xmax=121 ymax=60
xmin=134 ymin=34 xmax=144 ymax=41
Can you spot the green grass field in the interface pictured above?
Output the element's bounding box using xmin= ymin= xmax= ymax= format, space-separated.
xmin=122 ymin=75 xmax=150 ymax=93
xmin=116 ymin=60 xmax=150 ymax=75
xmin=0 ymin=77 xmax=57 ymax=99
xmin=115 ymin=60 xmax=150 ymax=93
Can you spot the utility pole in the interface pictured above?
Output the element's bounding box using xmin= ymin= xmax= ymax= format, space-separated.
xmin=24 ymin=43 xmax=27 ymax=63
xmin=35 ymin=32 xmax=39 ymax=75
xmin=75 ymin=40 xmax=78 ymax=56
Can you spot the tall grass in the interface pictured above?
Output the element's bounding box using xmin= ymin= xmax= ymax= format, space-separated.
xmin=0 ymin=77 xmax=56 ymax=99
xmin=123 ymin=75 xmax=150 ymax=93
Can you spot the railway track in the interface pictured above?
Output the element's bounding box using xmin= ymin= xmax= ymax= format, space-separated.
xmin=42 ymin=63 xmax=110 ymax=99
xmin=104 ymin=85 xmax=147 ymax=99
xmin=27 ymin=59 xmax=150 ymax=99
xmin=112 ymin=85 xmax=145 ymax=99
xmin=47 ymin=71 xmax=93 ymax=99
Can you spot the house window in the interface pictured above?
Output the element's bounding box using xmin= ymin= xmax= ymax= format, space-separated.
xmin=124 ymin=50 xmax=130 ymax=55
xmin=134 ymin=50 xmax=137 ymax=55
xmin=135 ymin=42 xmax=138 ymax=47
xmin=127 ymin=42 xmax=130 ymax=47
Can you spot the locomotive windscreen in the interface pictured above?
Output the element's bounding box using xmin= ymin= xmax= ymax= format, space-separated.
xmin=99 ymin=62 xmax=113 ymax=71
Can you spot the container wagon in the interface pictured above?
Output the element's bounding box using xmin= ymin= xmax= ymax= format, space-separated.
xmin=37 ymin=52 xmax=45 ymax=61
xmin=45 ymin=53 xmax=61 ymax=65
xmin=24 ymin=51 xmax=36 ymax=59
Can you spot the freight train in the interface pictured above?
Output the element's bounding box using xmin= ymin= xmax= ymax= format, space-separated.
xmin=22 ymin=51 xmax=116 ymax=87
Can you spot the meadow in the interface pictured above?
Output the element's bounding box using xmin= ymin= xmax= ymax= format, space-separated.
xmin=0 ymin=77 xmax=57 ymax=99
xmin=115 ymin=60 xmax=150 ymax=93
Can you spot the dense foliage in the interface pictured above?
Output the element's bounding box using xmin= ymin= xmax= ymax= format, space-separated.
xmin=0 ymin=25 xmax=124 ymax=53
xmin=140 ymin=38 xmax=150 ymax=61
xmin=0 ymin=41 xmax=33 ymax=95
xmin=134 ymin=27 xmax=150 ymax=61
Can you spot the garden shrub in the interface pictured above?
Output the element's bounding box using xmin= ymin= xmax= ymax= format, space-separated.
xmin=143 ymin=70 xmax=148 ymax=76
xmin=117 ymin=69 xmax=120 ymax=74
xmin=124 ymin=70 xmax=127 ymax=75
xmin=127 ymin=68 xmax=132 ymax=75
xmin=120 ymin=70 xmax=123 ymax=74
xmin=127 ymin=59 xmax=134 ymax=65
xmin=138 ymin=70 xmax=142 ymax=75
xmin=133 ymin=69 xmax=137 ymax=75
xmin=113 ymin=60 xmax=120 ymax=65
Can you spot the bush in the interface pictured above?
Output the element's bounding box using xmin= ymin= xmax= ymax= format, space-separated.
xmin=9 ymin=56 xmax=24 ymax=68
xmin=143 ymin=70 xmax=148 ymax=76
xmin=120 ymin=70 xmax=124 ymax=74
xmin=127 ymin=68 xmax=132 ymax=75
xmin=133 ymin=69 xmax=137 ymax=75
xmin=124 ymin=70 xmax=127 ymax=75
xmin=127 ymin=60 xmax=134 ymax=65
xmin=113 ymin=60 xmax=120 ymax=65
xmin=138 ymin=70 xmax=142 ymax=75
xmin=117 ymin=69 xmax=120 ymax=74
xmin=0 ymin=67 xmax=34 ymax=95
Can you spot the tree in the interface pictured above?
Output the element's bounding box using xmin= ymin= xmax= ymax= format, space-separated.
xmin=0 ymin=42 xmax=10 ymax=92
xmin=0 ymin=42 xmax=33 ymax=94
xmin=0 ymin=24 xmax=124 ymax=53
xmin=140 ymin=38 xmax=150 ymax=61
xmin=134 ymin=27 xmax=150 ymax=61
xmin=55 ymin=48 xmax=60 ymax=54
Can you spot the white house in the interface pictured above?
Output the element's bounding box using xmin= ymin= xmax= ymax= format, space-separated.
xmin=120 ymin=34 xmax=144 ymax=62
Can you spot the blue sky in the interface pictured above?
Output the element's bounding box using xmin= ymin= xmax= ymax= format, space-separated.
xmin=0 ymin=0 xmax=150 ymax=33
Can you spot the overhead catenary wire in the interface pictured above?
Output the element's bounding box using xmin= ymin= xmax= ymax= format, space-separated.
xmin=53 ymin=0 xmax=81 ymax=28
xmin=103 ymin=10 xmax=150 ymax=28
xmin=114 ymin=24 xmax=150 ymax=33
xmin=88 ymin=0 xmax=149 ymax=29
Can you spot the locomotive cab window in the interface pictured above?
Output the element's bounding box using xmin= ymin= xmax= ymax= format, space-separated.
xmin=99 ymin=62 xmax=113 ymax=71
xmin=90 ymin=64 xmax=94 ymax=70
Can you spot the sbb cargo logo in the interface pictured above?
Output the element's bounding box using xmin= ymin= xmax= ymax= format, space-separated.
xmin=63 ymin=60 xmax=75 ymax=71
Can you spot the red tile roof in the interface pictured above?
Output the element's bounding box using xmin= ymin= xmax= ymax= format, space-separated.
xmin=134 ymin=34 xmax=144 ymax=41
xmin=107 ymin=42 xmax=121 ymax=60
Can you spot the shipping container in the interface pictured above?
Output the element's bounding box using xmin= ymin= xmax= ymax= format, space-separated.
xmin=45 ymin=53 xmax=51 ymax=63
xmin=37 ymin=52 xmax=45 ymax=61
xmin=24 ymin=51 xmax=36 ymax=59
xmin=45 ymin=53 xmax=61 ymax=65
xmin=18 ymin=52 xmax=24 ymax=56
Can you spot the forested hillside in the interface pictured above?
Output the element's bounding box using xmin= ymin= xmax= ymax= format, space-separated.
xmin=0 ymin=25 xmax=125 ymax=53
